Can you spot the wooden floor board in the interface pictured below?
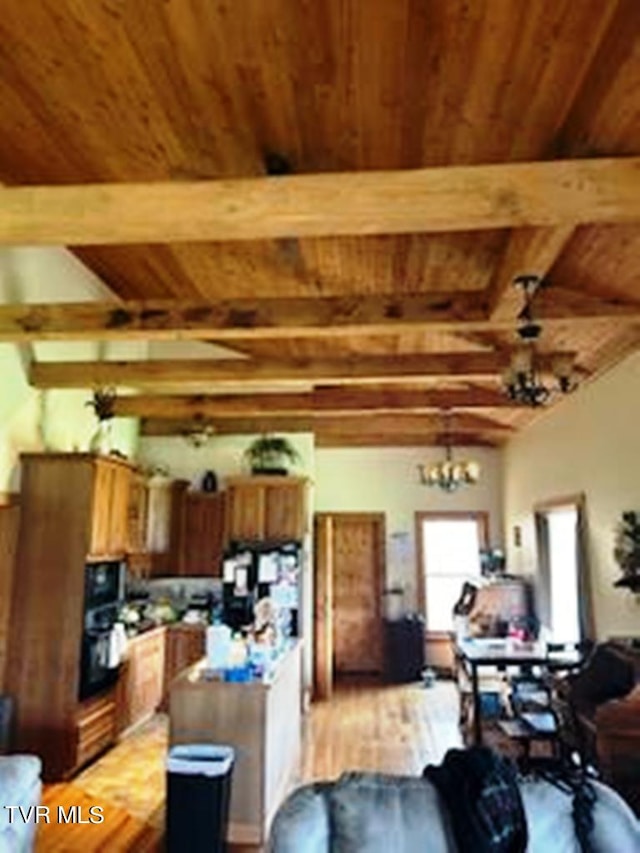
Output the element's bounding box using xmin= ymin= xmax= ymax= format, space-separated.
xmin=36 ymin=679 xmax=461 ymax=852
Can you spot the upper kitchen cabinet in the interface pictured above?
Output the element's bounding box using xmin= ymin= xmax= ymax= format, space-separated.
xmin=181 ymin=492 xmax=226 ymax=577
xmin=226 ymin=476 xmax=309 ymax=543
xmin=145 ymin=477 xmax=187 ymax=576
xmin=127 ymin=469 xmax=149 ymax=555
xmin=125 ymin=469 xmax=151 ymax=579
xmin=88 ymin=456 xmax=134 ymax=559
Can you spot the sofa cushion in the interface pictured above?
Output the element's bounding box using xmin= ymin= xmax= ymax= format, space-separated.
xmin=521 ymin=776 xmax=640 ymax=853
xmin=269 ymin=772 xmax=640 ymax=853
xmin=329 ymin=773 xmax=455 ymax=853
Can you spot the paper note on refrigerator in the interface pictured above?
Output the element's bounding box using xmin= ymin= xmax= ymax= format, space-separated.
xmin=223 ymin=559 xmax=236 ymax=582
xmin=258 ymin=553 xmax=279 ymax=583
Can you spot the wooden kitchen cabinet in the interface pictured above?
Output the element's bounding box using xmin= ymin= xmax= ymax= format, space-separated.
xmin=226 ymin=476 xmax=309 ymax=542
xmin=265 ymin=481 xmax=307 ymax=540
xmin=89 ymin=456 xmax=133 ymax=558
xmin=127 ymin=469 xmax=149 ymax=555
xmin=148 ymin=478 xmax=189 ymax=576
xmin=181 ymin=492 xmax=226 ymax=576
xmin=7 ymin=453 xmax=136 ymax=780
xmin=76 ymin=688 xmax=117 ymax=770
xmin=118 ymin=627 xmax=166 ymax=733
xmin=162 ymin=625 xmax=206 ymax=708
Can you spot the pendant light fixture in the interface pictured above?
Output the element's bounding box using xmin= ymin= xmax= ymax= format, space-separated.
xmin=417 ymin=411 xmax=480 ymax=492
xmin=501 ymin=275 xmax=578 ymax=406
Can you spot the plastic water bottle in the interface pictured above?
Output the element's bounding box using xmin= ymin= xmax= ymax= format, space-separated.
xmin=206 ymin=623 xmax=231 ymax=671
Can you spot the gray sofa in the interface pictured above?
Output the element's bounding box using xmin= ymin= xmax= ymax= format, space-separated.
xmin=0 ymin=755 xmax=42 ymax=853
xmin=268 ymin=771 xmax=640 ymax=852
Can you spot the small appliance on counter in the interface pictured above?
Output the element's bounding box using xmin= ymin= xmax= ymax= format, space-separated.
xmin=182 ymin=591 xmax=215 ymax=625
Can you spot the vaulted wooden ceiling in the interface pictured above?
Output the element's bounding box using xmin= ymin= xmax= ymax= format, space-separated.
xmin=1 ymin=0 xmax=639 ymax=446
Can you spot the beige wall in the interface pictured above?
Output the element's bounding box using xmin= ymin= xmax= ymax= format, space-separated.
xmin=138 ymin=433 xmax=315 ymax=487
xmin=0 ymin=247 xmax=141 ymax=492
xmin=503 ymin=351 xmax=640 ymax=640
xmin=315 ymin=445 xmax=504 ymax=610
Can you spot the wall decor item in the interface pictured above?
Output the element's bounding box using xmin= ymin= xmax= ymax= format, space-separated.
xmin=202 ymin=470 xmax=218 ymax=492
xmin=613 ymin=511 xmax=640 ymax=591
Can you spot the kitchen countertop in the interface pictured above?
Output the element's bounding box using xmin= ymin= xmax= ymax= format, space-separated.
xmin=125 ymin=621 xmax=208 ymax=640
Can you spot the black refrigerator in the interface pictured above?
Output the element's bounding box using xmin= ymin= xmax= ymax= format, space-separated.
xmin=221 ymin=541 xmax=301 ymax=634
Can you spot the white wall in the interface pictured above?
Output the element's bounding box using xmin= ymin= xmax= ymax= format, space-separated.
xmin=315 ymin=445 xmax=504 ymax=609
xmin=503 ymin=351 xmax=640 ymax=640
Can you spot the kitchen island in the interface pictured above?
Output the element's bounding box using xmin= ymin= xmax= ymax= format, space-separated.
xmin=169 ymin=640 xmax=302 ymax=846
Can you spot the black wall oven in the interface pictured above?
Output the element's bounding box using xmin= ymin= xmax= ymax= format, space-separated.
xmin=79 ymin=561 xmax=125 ymax=701
xmin=84 ymin=561 xmax=125 ymax=610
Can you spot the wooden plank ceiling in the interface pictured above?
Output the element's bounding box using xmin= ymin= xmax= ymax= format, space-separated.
xmin=0 ymin=0 xmax=639 ymax=447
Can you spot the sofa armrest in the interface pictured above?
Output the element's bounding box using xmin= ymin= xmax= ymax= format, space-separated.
xmin=268 ymin=782 xmax=332 ymax=853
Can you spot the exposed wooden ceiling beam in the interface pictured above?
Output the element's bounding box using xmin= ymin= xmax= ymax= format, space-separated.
xmin=112 ymin=386 xmax=516 ymax=419
xmin=139 ymin=412 xmax=512 ymax=437
xmin=0 ymin=293 xmax=483 ymax=342
xmin=5 ymin=286 xmax=640 ymax=343
xmin=1 ymin=158 xmax=639 ymax=246
xmin=315 ymin=434 xmax=500 ymax=448
xmin=487 ymin=226 xmax=575 ymax=320
xmin=30 ymin=350 xmax=579 ymax=389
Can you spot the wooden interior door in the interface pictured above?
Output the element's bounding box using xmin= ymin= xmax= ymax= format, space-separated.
xmin=314 ymin=512 xmax=385 ymax=696
xmin=333 ymin=514 xmax=384 ymax=674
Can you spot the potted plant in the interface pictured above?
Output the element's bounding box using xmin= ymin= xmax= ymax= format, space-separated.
xmin=613 ymin=511 xmax=640 ymax=591
xmin=86 ymin=387 xmax=117 ymax=455
xmin=244 ymin=434 xmax=300 ymax=475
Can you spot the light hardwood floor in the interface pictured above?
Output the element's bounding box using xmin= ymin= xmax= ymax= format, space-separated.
xmin=37 ymin=678 xmax=461 ymax=852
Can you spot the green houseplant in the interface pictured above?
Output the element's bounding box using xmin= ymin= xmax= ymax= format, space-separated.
xmin=613 ymin=511 xmax=640 ymax=591
xmin=244 ymin=434 xmax=301 ymax=475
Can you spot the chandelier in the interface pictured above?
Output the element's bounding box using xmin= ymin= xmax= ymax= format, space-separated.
xmin=501 ymin=275 xmax=578 ymax=407
xmin=417 ymin=411 xmax=480 ymax=492
xmin=181 ymin=417 xmax=216 ymax=448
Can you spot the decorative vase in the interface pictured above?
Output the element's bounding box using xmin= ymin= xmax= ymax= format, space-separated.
xmin=202 ymin=470 xmax=218 ymax=492
xmin=89 ymin=421 xmax=112 ymax=455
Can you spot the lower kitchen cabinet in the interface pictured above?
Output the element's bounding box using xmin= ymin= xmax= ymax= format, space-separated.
xmin=117 ymin=627 xmax=166 ymax=734
xmin=75 ymin=688 xmax=117 ymax=772
xmin=161 ymin=625 xmax=206 ymax=710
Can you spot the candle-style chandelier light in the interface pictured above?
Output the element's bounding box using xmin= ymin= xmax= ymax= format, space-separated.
xmin=181 ymin=415 xmax=216 ymax=448
xmin=417 ymin=411 xmax=480 ymax=492
xmin=501 ymin=275 xmax=578 ymax=407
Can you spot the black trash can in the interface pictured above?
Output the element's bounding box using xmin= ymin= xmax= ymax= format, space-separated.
xmin=166 ymin=744 xmax=235 ymax=853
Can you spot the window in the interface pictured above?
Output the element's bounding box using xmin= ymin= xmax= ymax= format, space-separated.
xmin=534 ymin=498 xmax=591 ymax=643
xmin=547 ymin=507 xmax=580 ymax=643
xmin=416 ymin=513 xmax=487 ymax=632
